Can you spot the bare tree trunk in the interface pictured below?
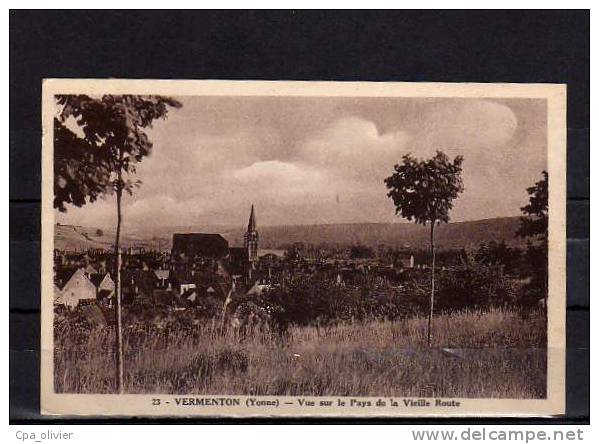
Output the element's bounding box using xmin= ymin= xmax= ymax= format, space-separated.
xmin=427 ymin=221 xmax=436 ymax=347
xmin=543 ymin=239 xmax=548 ymax=328
xmin=114 ymin=170 xmax=124 ymax=394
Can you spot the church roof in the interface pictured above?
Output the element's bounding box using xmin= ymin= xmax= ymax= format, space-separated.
xmin=172 ymin=233 xmax=229 ymax=259
xmin=258 ymin=249 xmax=286 ymax=258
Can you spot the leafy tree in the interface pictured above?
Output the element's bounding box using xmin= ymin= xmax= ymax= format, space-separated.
xmin=517 ymin=171 xmax=548 ymax=241
xmin=476 ymin=240 xmax=520 ymax=275
xmin=516 ymin=171 xmax=549 ymax=304
xmin=54 ymin=119 xmax=112 ymax=211
xmin=54 ymin=94 xmax=182 ymax=392
xmin=436 ymin=252 xmax=519 ymax=311
xmin=384 ymin=151 xmax=464 ymax=346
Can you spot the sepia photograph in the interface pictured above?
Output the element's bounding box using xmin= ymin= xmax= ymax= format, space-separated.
xmin=40 ymin=80 xmax=566 ymax=417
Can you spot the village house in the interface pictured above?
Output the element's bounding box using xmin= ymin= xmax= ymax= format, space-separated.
xmin=57 ymin=268 xmax=97 ymax=310
xmin=90 ymin=272 xmax=116 ymax=306
xmin=83 ymin=264 xmax=98 ymax=277
xmin=154 ymin=269 xmax=170 ymax=289
xmin=258 ymin=249 xmax=286 ymax=263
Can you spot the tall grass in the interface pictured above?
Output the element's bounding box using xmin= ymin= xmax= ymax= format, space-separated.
xmin=54 ymin=308 xmax=546 ymax=398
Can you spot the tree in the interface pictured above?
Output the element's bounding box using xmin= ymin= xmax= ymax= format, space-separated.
xmin=54 ymin=94 xmax=182 ymax=393
xmin=476 ymin=240 xmax=519 ymax=274
xmin=436 ymin=250 xmax=519 ymax=311
xmin=516 ymin=171 xmax=548 ymax=241
xmin=516 ymin=171 xmax=549 ymax=305
xmin=384 ymin=151 xmax=464 ymax=346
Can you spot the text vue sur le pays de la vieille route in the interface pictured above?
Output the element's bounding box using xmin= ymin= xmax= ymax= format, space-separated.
xmin=152 ymin=397 xmax=462 ymax=409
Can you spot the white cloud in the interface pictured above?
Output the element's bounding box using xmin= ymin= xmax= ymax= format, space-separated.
xmin=410 ymin=100 xmax=519 ymax=157
xmin=230 ymin=160 xmax=329 ymax=204
xmin=300 ymin=117 xmax=410 ymax=182
xmin=232 ymin=160 xmax=320 ymax=183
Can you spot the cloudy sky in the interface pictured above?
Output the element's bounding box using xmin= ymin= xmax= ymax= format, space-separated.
xmin=56 ymin=96 xmax=547 ymax=230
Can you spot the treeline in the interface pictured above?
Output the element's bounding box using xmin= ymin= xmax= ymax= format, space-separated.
xmin=230 ymin=240 xmax=546 ymax=333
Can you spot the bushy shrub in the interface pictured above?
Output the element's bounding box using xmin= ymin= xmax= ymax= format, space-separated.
xmin=435 ymin=259 xmax=520 ymax=311
xmin=231 ymin=276 xmax=412 ymax=331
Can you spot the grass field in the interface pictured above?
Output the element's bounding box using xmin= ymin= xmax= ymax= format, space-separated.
xmin=54 ymin=308 xmax=547 ymax=398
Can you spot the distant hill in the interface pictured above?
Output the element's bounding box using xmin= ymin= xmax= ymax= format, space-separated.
xmin=55 ymin=217 xmax=524 ymax=252
xmin=54 ymin=224 xmax=169 ymax=252
xmin=222 ymin=217 xmax=524 ymax=250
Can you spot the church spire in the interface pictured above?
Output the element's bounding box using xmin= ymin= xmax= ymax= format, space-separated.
xmin=244 ymin=205 xmax=259 ymax=275
xmin=248 ymin=204 xmax=256 ymax=232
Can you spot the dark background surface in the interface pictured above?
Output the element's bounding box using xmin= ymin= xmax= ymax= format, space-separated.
xmin=9 ymin=10 xmax=589 ymax=423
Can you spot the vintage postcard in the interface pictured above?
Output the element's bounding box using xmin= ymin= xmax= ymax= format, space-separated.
xmin=41 ymin=80 xmax=566 ymax=417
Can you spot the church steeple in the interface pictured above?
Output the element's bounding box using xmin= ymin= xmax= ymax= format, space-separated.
xmin=248 ymin=204 xmax=256 ymax=232
xmin=244 ymin=204 xmax=259 ymax=275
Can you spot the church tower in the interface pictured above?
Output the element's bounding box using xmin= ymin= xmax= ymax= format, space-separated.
xmin=244 ymin=204 xmax=259 ymax=272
